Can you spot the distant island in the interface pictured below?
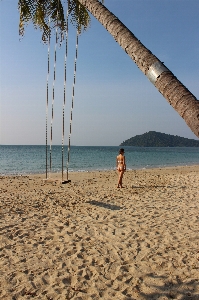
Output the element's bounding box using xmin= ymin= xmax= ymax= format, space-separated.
xmin=120 ymin=131 xmax=199 ymax=147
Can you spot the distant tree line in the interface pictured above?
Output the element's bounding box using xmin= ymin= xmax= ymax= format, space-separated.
xmin=120 ymin=131 xmax=199 ymax=147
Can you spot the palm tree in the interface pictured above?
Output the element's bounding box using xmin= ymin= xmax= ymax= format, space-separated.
xmin=18 ymin=0 xmax=199 ymax=138
xmin=18 ymin=0 xmax=91 ymax=40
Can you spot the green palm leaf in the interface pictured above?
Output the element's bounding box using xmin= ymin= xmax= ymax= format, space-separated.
xmin=18 ymin=0 xmax=91 ymax=42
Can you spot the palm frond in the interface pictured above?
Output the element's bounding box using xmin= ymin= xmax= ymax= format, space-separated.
xmin=18 ymin=0 xmax=92 ymax=42
xmin=68 ymin=0 xmax=90 ymax=33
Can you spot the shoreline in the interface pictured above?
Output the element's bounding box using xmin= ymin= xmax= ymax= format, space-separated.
xmin=1 ymin=163 xmax=199 ymax=179
xmin=1 ymin=165 xmax=199 ymax=299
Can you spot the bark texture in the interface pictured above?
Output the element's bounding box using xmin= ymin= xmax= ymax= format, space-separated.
xmin=79 ymin=0 xmax=199 ymax=138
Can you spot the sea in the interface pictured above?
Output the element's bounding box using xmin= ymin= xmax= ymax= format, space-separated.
xmin=0 ymin=145 xmax=199 ymax=176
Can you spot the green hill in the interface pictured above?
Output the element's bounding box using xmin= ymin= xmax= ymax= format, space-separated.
xmin=120 ymin=131 xmax=199 ymax=147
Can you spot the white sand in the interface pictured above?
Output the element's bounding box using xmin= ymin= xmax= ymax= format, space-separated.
xmin=0 ymin=166 xmax=199 ymax=299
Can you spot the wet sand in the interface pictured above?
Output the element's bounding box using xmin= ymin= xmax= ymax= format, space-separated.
xmin=1 ymin=165 xmax=199 ymax=299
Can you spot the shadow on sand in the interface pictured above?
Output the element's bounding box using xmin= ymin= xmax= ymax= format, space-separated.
xmin=87 ymin=200 xmax=122 ymax=211
xmin=128 ymin=272 xmax=199 ymax=300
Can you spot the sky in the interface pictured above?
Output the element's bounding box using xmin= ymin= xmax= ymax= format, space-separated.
xmin=0 ymin=0 xmax=199 ymax=146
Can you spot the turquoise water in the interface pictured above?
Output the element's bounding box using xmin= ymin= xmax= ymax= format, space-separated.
xmin=0 ymin=145 xmax=199 ymax=175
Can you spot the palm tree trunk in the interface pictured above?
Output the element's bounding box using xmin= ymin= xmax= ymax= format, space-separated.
xmin=79 ymin=0 xmax=199 ymax=138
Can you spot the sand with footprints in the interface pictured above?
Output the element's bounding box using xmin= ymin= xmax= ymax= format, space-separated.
xmin=1 ymin=166 xmax=199 ymax=299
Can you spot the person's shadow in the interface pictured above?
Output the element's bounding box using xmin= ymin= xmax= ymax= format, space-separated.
xmin=87 ymin=200 xmax=122 ymax=210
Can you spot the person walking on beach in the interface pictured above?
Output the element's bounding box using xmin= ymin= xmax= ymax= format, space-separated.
xmin=116 ymin=148 xmax=126 ymax=188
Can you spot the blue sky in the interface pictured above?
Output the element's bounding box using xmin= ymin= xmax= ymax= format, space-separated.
xmin=0 ymin=0 xmax=199 ymax=145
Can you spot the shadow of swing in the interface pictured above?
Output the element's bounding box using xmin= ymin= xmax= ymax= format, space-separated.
xmin=87 ymin=200 xmax=122 ymax=211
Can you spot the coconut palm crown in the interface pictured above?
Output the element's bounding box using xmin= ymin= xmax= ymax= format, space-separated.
xmin=18 ymin=0 xmax=92 ymax=40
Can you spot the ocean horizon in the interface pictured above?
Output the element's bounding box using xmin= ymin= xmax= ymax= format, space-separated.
xmin=0 ymin=145 xmax=199 ymax=176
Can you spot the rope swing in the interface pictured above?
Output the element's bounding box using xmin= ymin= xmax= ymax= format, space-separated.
xmin=45 ymin=1 xmax=80 ymax=184
xmin=61 ymin=2 xmax=69 ymax=183
xmin=45 ymin=17 xmax=51 ymax=180
xmin=49 ymin=12 xmax=58 ymax=178
xmin=66 ymin=27 xmax=79 ymax=182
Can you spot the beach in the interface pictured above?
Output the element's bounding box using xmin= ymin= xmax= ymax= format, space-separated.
xmin=1 ymin=165 xmax=199 ymax=299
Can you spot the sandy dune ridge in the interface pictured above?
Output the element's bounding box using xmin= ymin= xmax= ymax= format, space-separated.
xmin=0 ymin=166 xmax=199 ymax=299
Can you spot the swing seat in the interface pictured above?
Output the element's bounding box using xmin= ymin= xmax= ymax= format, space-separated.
xmin=62 ymin=179 xmax=71 ymax=184
xmin=43 ymin=178 xmax=71 ymax=184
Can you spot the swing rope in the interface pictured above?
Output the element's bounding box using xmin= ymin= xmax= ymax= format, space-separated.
xmin=66 ymin=26 xmax=80 ymax=181
xmin=46 ymin=17 xmax=51 ymax=180
xmin=61 ymin=2 xmax=69 ymax=183
xmin=49 ymin=10 xmax=59 ymax=176
xmin=45 ymin=1 xmax=80 ymax=182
